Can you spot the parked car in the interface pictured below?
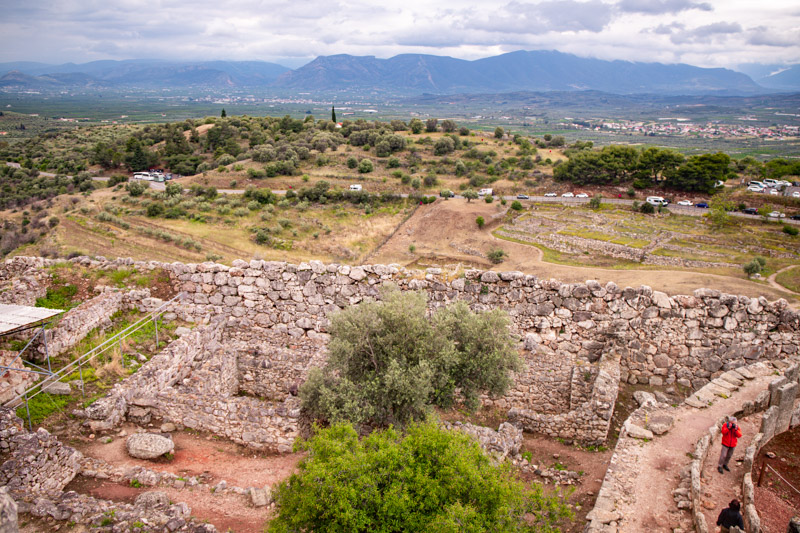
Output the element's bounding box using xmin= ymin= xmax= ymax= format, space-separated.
xmin=677 ymin=200 xmax=693 ymax=206
xmin=714 ymin=180 xmax=724 ymax=188
xmin=544 ymin=192 xmax=557 ymax=197
xmin=746 ymin=185 xmax=764 ymax=193
xmin=516 ymin=194 xmax=529 ymax=199
xmin=763 ymin=178 xmax=779 ymax=187
xmin=791 ymin=214 xmax=800 ymax=220
xmin=575 ymin=193 xmax=589 ymax=198
xmin=439 ymin=189 xmax=454 ymax=198
xmin=561 ymin=192 xmax=574 ymax=198
xmin=769 ymin=189 xmax=779 ymax=196
xmin=743 ymin=207 xmax=758 ymax=215
xmin=768 ymin=211 xmax=786 ymax=218
xmin=349 ymin=184 xmax=363 ymax=191
xmin=478 ymin=188 xmax=493 ymax=196
xmin=695 ymin=202 xmax=709 ymax=208
xmin=792 ymin=191 xmax=800 ymax=198
xmin=646 ymin=196 xmax=667 ymax=206
xmin=748 ymin=181 xmax=766 ymax=188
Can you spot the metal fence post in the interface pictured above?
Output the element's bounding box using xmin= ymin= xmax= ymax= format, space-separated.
xmin=24 ymin=391 xmax=31 ymax=430
xmin=154 ymin=316 xmax=159 ymax=349
xmin=78 ymin=360 xmax=85 ymax=398
xmin=42 ymin=324 xmax=51 ymax=374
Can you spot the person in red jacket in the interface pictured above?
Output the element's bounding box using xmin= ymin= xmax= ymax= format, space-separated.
xmin=717 ymin=416 xmax=742 ymax=474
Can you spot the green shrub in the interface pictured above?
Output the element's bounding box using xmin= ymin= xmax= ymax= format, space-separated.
xmin=743 ymin=260 xmax=761 ymax=276
xmin=510 ymin=200 xmax=523 ymax=211
xmin=346 ymin=156 xmax=358 ymax=169
xmin=358 ymin=159 xmax=374 ymax=173
xmin=146 ymin=203 xmax=165 ymax=217
xmin=783 ymin=224 xmax=799 ymax=236
xmin=300 ymin=290 xmax=520 ymax=426
xmin=485 ymin=195 xmax=494 ymax=204
xmin=639 ymin=202 xmax=655 ymax=214
xmin=589 ymin=195 xmax=602 ymax=209
xmin=268 ymin=421 xmax=570 ymax=533
xmin=488 ymin=249 xmax=508 ymax=264
xmin=126 ymin=182 xmax=146 ymax=197
xmin=476 ymin=216 xmax=485 ymax=228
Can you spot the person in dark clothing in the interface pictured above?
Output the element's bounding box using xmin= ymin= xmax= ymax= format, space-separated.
xmin=716 ymin=499 xmax=744 ymax=533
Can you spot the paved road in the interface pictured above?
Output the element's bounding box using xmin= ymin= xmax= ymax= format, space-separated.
xmin=4 ymin=161 xmax=798 ymax=225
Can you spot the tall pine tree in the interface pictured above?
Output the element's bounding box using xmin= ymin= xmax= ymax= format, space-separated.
xmin=331 ymin=106 xmax=336 ymax=123
xmin=221 ymin=108 xmax=227 ymax=118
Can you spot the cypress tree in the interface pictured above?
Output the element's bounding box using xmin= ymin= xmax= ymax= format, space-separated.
xmin=331 ymin=106 xmax=336 ymax=123
xmin=221 ymin=108 xmax=227 ymax=118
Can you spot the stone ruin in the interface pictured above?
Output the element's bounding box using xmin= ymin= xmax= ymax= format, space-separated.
xmin=1 ymin=254 xmax=799 ymax=530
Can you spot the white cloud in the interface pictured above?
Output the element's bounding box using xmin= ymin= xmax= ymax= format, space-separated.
xmin=0 ymin=0 xmax=798 ymax=70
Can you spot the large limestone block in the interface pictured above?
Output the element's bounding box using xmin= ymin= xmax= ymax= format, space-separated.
xmin=126 ymin=433 xmax=174 ymax=460
xmin=0 ymin=488 xmax=17 ymax=533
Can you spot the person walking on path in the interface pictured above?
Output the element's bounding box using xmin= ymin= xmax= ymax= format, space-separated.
xmin=716 ymin=499 xmax=744 ymax=532
xmin=717 ymin=416 xmax=742 ymax=474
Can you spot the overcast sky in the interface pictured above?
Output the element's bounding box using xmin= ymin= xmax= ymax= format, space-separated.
xmin=1 ymin=0 xmax=798 ymax=71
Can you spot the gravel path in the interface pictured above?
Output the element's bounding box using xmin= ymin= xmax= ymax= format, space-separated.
xmin=610 ymin=370 xmax=776 ymax=531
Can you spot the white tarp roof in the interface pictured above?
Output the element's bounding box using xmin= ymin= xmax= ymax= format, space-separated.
xmin=0 ymin=304 xmax=63 ymax=335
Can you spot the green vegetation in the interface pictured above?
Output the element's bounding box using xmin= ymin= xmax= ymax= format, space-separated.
xmin=476 ymin=216 xmax=485 ymax=229
xmin=269 ymin=421 xmax=570 ymax=533
xmin=488 ymin=249 xmax=508 ymax=264
xmin=300 ymin=290 xmax=520 ymax=427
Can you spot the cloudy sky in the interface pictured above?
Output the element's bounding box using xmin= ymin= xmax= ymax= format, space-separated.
xmin=1 ymin=0 xmax=798 ymax=71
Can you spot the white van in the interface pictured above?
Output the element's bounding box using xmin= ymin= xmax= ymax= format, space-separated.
xmin=133 ymin=172 xmax=152 ymax=181
xmin=349 ymin=184 xmax=362 ymax=191
xmin=478 ymin=188 xmax=493 ymax=196
xmin=646 ymin=196 xmax=667 ymax=206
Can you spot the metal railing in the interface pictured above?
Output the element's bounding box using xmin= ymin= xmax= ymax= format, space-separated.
xmin=4 ymin=292 xmax=186 ymax=428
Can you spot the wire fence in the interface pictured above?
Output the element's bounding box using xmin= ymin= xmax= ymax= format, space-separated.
xmin=5 ymin=292 xmax=185 ymax=428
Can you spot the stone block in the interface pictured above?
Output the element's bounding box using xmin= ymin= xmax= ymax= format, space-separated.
xmin=126 ymin=433 xmax=174 ymax=460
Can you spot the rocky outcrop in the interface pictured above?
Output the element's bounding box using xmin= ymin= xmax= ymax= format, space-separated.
xmin=0 ymin=488 xmax=17 ymax=533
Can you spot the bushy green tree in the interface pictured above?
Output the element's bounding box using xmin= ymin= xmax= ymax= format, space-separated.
xmin=475 ymin=215 xmax=485 ymax=228
xmin=269 ymin=421 xmax=570 ymax=533
xmin=409 ymin=119 xmax=424 ymax=134
xmin=463 ymin=189 xmax=478 ymax=202
xmin=494 ymin=127 xmax=504 ymax=139
xmin=358 ymin=159 xmax=374 ymax=173
xmin=300 ymin=290 xmax=520 ymax=426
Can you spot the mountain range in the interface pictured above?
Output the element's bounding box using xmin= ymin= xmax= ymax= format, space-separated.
xmin=1 ymin=51 xmax=798 ymax=95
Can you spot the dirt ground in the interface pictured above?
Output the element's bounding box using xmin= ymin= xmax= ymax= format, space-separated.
xmin=519 ymin=433 xmax=613 ymax=532
xmin=753 ymin=424 xmax=800 ymax=533
xmin=66 ymin=424 xmax=304 ymax=533
xmin=370 ymin=198 xmax=797 ymax=303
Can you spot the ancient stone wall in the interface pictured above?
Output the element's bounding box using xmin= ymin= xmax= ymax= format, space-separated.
xmin=740 ymin=365 xmax=800 ymax=533
xmin=508 ymin=353 xmax=620 ymax=445
xmin=83 ymin=319 xmax=226 ymax=431
xmin=0 ymin=411 xmax=82 ymax=501
xmin=4 ymin=256 xmax=799 ymax=394
xmin=36 ymin=287 xmax=151 ymax=360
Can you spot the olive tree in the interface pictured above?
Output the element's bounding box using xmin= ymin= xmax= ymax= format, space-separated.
xmin=300 ymin=290 xmax=520 ymax=427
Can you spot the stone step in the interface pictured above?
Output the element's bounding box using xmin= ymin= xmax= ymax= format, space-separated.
xmin=711 ymin=378 xmax=737 ymax=392
xmin=685 ymin=396 xmax=708 ymax=408
xmin=735 ymin=367 xmax=755 ymax=380
xmin=719 ymin=371 xmax=744 ymax=387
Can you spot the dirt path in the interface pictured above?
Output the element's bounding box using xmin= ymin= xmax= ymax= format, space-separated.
xmin=768 ymin=265 xmax=799 ymax=295
xmin=370 ymin=199 xmax=797 ymax=303
xmin=699 ymin=414 xmax=762 ymax=528
xmin=612 ymin=372 xmax=776 ymax=531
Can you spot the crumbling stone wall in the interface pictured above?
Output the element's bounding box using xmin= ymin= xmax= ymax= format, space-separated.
xmin=36 ymin=287 xmax=151 ymax=360
xmin=0 ymin=411 xmax=82 ymax=500
xmin=4 ymin=256 xmax=798 ymax=393
xmin=508 ymin=353 xmax=620 ymax=445
xmin=0 ymin=350 xmax=38 ymax=405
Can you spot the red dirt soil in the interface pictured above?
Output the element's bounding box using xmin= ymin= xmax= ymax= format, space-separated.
xmin=68 ymin=424 xmax=304 ymax=533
